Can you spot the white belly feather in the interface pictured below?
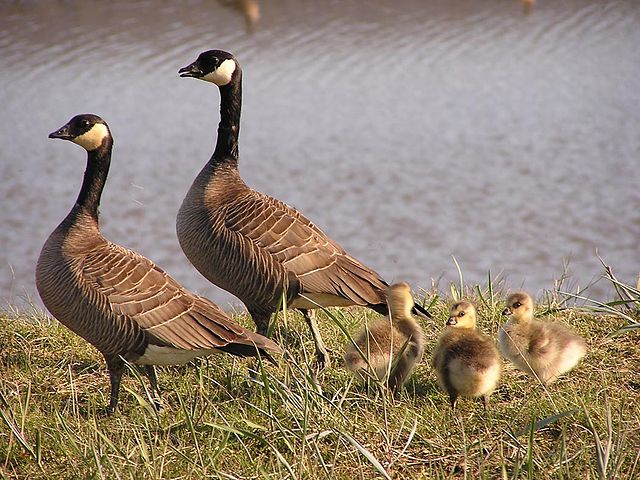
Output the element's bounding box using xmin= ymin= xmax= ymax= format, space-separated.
xmin=135 ymin=345 xmax=221 ymax=366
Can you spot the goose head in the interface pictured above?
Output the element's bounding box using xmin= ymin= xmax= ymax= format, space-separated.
xmin=386 ymin=282 xmax=414 ymax=319
xmin=49 ymin=114 xmax=111 ymax=152
xmin=446 ymin=301 xmax=477 ymax=329
xmin=502 ymin=291 xmax=534 ymax=323
xmin=179 ymin=50 xmax=239 ymax=87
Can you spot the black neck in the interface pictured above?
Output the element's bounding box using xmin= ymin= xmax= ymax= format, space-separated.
xmin=211 ymin=71 xmax=242 ymax=167
xmin=74 ymin=138 xmax=112 ymax=222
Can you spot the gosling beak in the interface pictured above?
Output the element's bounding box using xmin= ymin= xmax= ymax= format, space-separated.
xmin=48 ymin=123 xmax=72 ymax=140
xmin=502 ymin=307 xmax=511 ymax=316
xmin=179 ymin=62 xmax=203 ymax=78
xmin=446 ymin=317 xmax=457 ymax=326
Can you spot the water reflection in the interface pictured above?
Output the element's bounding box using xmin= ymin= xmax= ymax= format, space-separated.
xmin=1 ymin=0 xmax=638 ymax=310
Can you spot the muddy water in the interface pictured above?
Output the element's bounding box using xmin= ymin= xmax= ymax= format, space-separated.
xmin=1 ymin=0 xmax=638 ymax=310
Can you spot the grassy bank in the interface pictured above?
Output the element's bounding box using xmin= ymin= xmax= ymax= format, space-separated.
xmin=1 ymin=286 xmax=639 ymax=479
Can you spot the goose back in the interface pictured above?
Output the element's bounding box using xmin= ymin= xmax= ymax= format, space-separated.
xmin=432 ymin=327 xmax=502 ymax=404
xmin=36 ymin=211 xmax=148 ymax=360
xmin=344 ymin=318 xmax=425 ymax=389
xmin=344 ymin=283 xmax=425 ymax=389
xmin=498 ymin=319 xmax=586 ymax=383
xmin=433 ymin=329 xmax=501 ymax=376
xmin=37 ymin=211 xmax=280 ymax=365
xmin=177 ymin=162 xmax=388 ymax=315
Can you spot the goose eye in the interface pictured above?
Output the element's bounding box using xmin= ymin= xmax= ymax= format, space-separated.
xmin=514 ymin=302 xmax=521 ymax=308
xmin=459 ymin=311 xmax=465 ymax=317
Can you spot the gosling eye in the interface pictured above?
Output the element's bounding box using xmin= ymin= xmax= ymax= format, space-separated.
xmin=514 ymin=302 xmax=522 ymax=308
xmin=459 ymin=311 xmax=465 ymax=317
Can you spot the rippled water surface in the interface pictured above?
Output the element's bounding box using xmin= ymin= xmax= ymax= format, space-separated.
xmin=1 ymin=0 xmax=639 ymax=309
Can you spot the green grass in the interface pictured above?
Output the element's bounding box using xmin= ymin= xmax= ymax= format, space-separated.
xmin=1 ymin=284 xmax=639 ymax=479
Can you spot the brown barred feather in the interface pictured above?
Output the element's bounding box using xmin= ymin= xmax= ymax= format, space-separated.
xmin=178 ymin=170 xmax=388 ymax=317
xmin=175 ymin=51 xmax=420 ymax=365
xmin=37 ymin=114 xmax=281 ymax=412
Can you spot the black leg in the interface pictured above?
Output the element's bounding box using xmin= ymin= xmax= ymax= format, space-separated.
xmin=388 ymin=355 xmax=411 ymax=393
xmin=482 ymin=395 xmax=489 ymax=410
xmin=144 ymin=365 xmax=163 ymax=411
xmin=251 ymin=310 xmax=271 ymax=337
xmin=449 ymin=393 xmax=458 ymax=411
xmin=144 ymin=365 xmax=159 ymax=392
xmin=105 ymin=357 xmax=125 ymax=415
xmin=301 ymin=309 xmax=330 ymax=370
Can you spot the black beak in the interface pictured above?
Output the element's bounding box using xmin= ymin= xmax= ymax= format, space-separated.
xmin=502 ymin=307 xmax=511 ymax=316
xmin=446 ymin=317 xmax=457 ymax=326
xmin=48 ymin=123 xmax=72 ymax=140
xmin=412 ymin=303 xmax=432 ymax=319
xmin=178 ymin=62 xmax=203 ymax=78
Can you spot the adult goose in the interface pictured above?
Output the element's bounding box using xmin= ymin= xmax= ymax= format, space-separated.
xmin=177 ymin=50 xmax=430 ymax=367
xmin=36 ymin=114 xmax=281 ymax=413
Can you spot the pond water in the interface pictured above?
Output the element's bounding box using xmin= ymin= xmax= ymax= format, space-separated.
xmin=1 ymin=0 xmax=638 ymax=311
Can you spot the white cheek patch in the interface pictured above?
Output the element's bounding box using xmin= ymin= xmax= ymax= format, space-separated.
xmin=72 ymin=123 xmax=109 ymax=151
xmin=202 ymin=58 xmax=236 ymax=86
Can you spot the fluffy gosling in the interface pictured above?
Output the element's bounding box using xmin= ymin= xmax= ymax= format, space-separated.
xmin=344 ymin=283 xmax=426 ymax=391
xmin=432 ymin=301 xmax=502 ymax=410
xmin=499 ymin=291 xmax=586 ymax=385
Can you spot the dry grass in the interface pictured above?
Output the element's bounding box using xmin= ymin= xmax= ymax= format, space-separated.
xmin=1 ymin=284 xmax=639 ymax=479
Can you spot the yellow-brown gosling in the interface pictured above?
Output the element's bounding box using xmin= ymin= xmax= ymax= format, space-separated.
xmin=344 ymin=283 xmax=426 ymax=391
xmin=432 ymin=301 xmax=502 ymax=410
xmin=37 ymin=114 xmax=282 ymax=414
xmin=176 ymin=50 xmax=430 ymax=368
xmin=499 ymin=292 xmax=586 ymax=385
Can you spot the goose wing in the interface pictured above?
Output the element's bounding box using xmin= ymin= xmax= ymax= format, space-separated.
xmin=81 ymin=243 xmax=280 ymax=354
xmin=224 ymin=192 xmax=387 ymax=305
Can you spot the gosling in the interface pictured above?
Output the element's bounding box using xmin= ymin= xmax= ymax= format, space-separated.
xmin=499 ymin=291 xmax=586 ymax=385
xmin=432 ymin=301 xmax=502 ymax=410
xmin=344 ymin=283 xmax=426 ymax=391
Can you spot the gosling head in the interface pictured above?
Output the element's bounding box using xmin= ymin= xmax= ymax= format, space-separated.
xmin=179 ymin=49 xmax=239 ymax=87
xmin=48 ymin=114 xmax=111 ymax=152
xmin=386 ymin=282 xmax=414 ymax=319
xmin=446 ymin=301 xmax=477 ymax=329
xmin=502 ymin=291 xmax=534 ymax=323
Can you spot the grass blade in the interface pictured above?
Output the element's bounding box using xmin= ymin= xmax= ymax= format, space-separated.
xmin=514 ymin=410 xmax=578 ymax=437
xmin=338 ymin=429 xmax=391 ymax=480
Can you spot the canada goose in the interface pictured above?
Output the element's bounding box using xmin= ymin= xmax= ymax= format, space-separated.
xmin=499 ymin=292 xmax=586 ymax=385
xmin=218 ymin=0 xmax=260 ymax=31
xmin=176 ymin=50 xmax=430 ymax=368
xmin=521 ymin=0 xmax=535 ymax=13
xmin=36 ymin=114 xmax=282 ymax=413
xmin=432 ymin=301 xmax=501 ymax=410
xmin=343 ymin=283 xmax=425 ymax=391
